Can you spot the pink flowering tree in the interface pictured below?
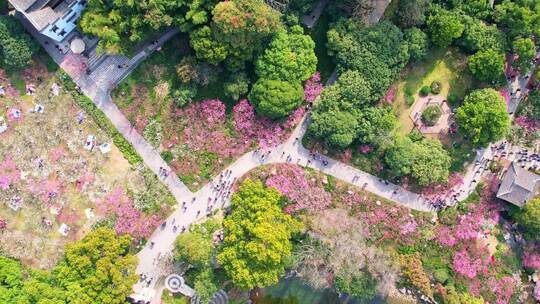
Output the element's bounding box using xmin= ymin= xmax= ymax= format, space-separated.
xmin=523 ymin=250 xmax=540 ymax=272
xmin=487 ymin=276 xmax=516 ymax=304
xmin=97 ymin=187 xmax=162 ymax=240
xmin=303 ymin=72 xmax=323 ymax=103
xmin=0 ymin=158 xmax=20 ymax=190
xmin=265 ymin=164 xmax=331 ymax=213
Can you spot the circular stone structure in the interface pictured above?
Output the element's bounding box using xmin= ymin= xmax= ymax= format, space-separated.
xmin=165 ymin=273 xmax=185 ymax=293
xmin=70 ymin=38 xmax=86 ymax=54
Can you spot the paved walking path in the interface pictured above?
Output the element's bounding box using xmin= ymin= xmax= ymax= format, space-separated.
xmin=21 ymin=12 xmax=540 ymax=303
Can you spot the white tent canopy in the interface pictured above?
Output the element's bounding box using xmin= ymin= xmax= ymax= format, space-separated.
xmin=70 ymin=38 xmax=85 ymax=54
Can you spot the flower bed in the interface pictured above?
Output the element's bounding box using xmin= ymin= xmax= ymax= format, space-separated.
xmin=114 ymin=72 xmax=320 ymax=190
xmin=0 ymin=64 xmax=173 ymax=269
xmin=240 ymin=165 xmax=534 ymax=303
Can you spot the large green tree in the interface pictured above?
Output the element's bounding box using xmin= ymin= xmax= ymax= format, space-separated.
xmin=308 ymin=70 xmax=396 ymax=149
xmin=0 ymin=229 xmax=136 ymax=304
xmin=255 ymin=26 xmax=317 ymax=83
xmin=517 ymin=198 xmax=540 ymax=239
xmin=53 ymin=228 xmax=138 ymax=304
xmin=249 ymin=79 xmax=304 ymax=119
xmin=212 ymin=0 xmax=282 ymax=64
xmin=468 ymin=49 xmax=505 ymax=84
xmin=405 ymin=27 xmax=429 ymax=62
xmin=512 ymin=37 xmax=536 ymax=74
xmin=0 ymin=15 xmax=38 ymax=69
xmin=457 ymin=17 xmax=507 ymax=54
xmin=426 ymin=9 xmax=465 ymax=47
xmin=455 ymin=88 xmax=510 ymax=147
xmin=397 ymin=0 xmax=431 ymax=28
xmin=217 ymin=180 xmax=302 ymax=289
xmin=495 ymin=0 xmax=540 ymax=39
xmin=327 ymin=20 xmax=409 ymax=101
xmin=384 ymin=136 xmax=451 ymax=186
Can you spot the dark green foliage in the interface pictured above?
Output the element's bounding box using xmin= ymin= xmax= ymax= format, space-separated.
xmin=384 ymin=136 xmax=451 ymax=185
xmin=249 ymin=79 xmax=304 ymax=119
xmin=327 ymin=20 xmax=410 ymax=101
xmin=420 ymin=85 xmax=431 ymax=96
xmin=309 ymin=71 xmax=396 ymax=149
xmin=494 ymin=0 xmax=540 ymax=40
xmin=448 ymin=0 xmax=493 ymax=20
xmin=405 ymin=27 xmax=429 ymax=62
xmin=455 ymin=88 xmax=510 ymax=147
xmin=422 ymin=104 xmax=442 ymax=126
xmin=468 ymin=49 xmax=505 ymax=84
xmin=255 ymin=25 xmax=317 ymax=83
xmin=516 ymin=198 xmax=540 ymax=240
xmin=457 ymin=16 xmax=507 ymax=54
xmin=426 ymin=8 xmax=464 ymax=47
xmin=224 ymin=72 xmax=249 ymax=101
xmin=334 ymin=271 xmax=377 ymax=301
xmin=447 ymin=93 xmax=459 ymax=106
xmin=512 ymin=37 xmax=536 ymax=74
xmin=397 ymin=0 xmax=431 ymax=28
xmin=0 ymin=15 xmax=38 ymax=69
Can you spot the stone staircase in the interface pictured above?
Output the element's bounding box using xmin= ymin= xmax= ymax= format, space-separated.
xmin=191 ymin=290 xmax=228 ymax=304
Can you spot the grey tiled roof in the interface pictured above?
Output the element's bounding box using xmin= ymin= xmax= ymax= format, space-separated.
xmin=9 ymin=0 xmax=74 ymax=30
xmin=497 ymin=162 xmax=540 ymax=207
xmin=9 ymin=0 xmax=37 ymax=11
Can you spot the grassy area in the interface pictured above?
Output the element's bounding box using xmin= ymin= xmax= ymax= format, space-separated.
xmin=0 ymin=61 xmax=174 ymax=268
xmin=307 ymin=13 xmax=335 ymax=82
xmin=392 ymin=48 xmax=475 ymax=135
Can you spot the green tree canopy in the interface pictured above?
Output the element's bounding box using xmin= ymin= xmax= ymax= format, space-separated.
xmin=0 ymin=15 xmax=38 ymax=69
xmin=495 ymin=0 xmax=540 ymax=40
xmin=212 ymin=0 xmax=283 ymax=64
xmin=448 ymin=0 xmax=493 ymax=20
xmin=309 ymin=109 xmax=359 ymax=148
xmin=427 ymin=9 xmax=465 ymax=47
xmin=455 ymin=88 xmax=510 ymax=147
xmin=327 ymin=20 xmax=409 ymax=101
xmin=457 ymin=17 xmax=507 ymax=54
xmin=384 ymin=136 xmax=451 ymax=186
xmin=468 ymin=49 xmax=505 ymax=84
xmin=248 ymin=79 xmax=304 ymax=119
xmin=512 ymin=37 xmax=536 ymax=74
xmin=0 ymin=228 xmax=136 ymax=304
xmin=217 ymin=180 xmax=302 ymax=289
xmin=255 ymin=26 xmax=317 ymax=83
xmin=308 ymin=70 xmax=396 ymax=149
xmin=517 ymin=198 xmax=540 ymax=239
xmin=53 ymin=228 xmax=138 ymax=304
xmin=405 ymin=27 xmax=429 ymax=62
xmin=397 ymin=0 xmax=431 ymax=28
xmin=189 ymin=26 xmax=228 ymax=65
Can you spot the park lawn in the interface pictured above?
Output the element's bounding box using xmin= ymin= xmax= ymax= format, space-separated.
xmin=0 ymin=60 xmax=174 ymax=269
xmin=392 ymin=48 xmax=474 ymax=135
xmin=307 ymin=13 xmax=336 ymax=83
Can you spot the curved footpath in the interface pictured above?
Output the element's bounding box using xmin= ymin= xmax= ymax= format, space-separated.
xmin=26 ymin=17 xmax=539 ymax=302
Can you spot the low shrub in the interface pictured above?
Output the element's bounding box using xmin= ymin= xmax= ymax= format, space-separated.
xmin=447 ymin=93 xmax=459 ymax=106
xmin=161 ymin=151 xmax=173 ymax=163
xmin=405 ymin=94 xmax=415 ymax=107
xmin=419 ymin=85 xmax=431 ymax=96
xmin=430 ymin=81 xmax=442 ymax=94
xmin=404 ymin=86 xmax=415 ymax=96
xmin=421 ymin=105 xmax=442 ymax=126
